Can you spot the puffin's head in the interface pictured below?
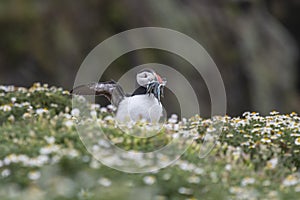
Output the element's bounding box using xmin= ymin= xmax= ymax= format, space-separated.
xmin=136 ymin=69 xmax=165 ymax=87
xmin=136 ymin=69 xmax=166 ymax=102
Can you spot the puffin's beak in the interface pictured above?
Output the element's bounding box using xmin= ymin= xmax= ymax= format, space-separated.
xmin=146 ymin=72 xmax=166 ymax=102
xmin=155 ymin=73 xmax=163 ymax=84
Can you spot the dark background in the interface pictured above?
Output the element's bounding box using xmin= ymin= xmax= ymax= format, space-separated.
xmin=0 ymin=0 xmax=299 ymax=117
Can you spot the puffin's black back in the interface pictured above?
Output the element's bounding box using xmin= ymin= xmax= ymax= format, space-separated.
xmin=131 ymin=86 xmax=147 ymax=96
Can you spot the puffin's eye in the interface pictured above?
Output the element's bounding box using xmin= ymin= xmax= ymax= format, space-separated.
xmin=144 ymin=73 xmax=147 ymax=78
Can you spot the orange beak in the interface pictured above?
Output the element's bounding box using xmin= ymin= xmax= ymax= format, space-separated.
xmin=155 ymin=73 xmax=163 ymax=84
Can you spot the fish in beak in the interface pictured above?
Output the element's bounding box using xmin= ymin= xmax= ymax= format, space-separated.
xmin=147 ymin=72 xmax=166 ymax=102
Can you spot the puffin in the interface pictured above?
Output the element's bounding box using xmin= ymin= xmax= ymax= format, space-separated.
xmin=71 ymin=69 xmax=166 ymax=123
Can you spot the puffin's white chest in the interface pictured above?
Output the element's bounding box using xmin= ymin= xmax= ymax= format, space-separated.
xmin=116 ymin=94 xmax=163 ymax=123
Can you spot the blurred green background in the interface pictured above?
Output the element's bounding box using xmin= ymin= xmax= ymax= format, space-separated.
xmin=0 ymin=0 xmax=299 ymax=117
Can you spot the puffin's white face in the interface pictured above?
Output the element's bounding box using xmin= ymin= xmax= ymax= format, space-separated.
xmin=136 ymin=70 xmax=158 ymax=87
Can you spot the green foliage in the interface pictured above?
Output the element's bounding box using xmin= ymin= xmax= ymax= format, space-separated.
xmin=0 ymin=84 xmax=300 ymax=200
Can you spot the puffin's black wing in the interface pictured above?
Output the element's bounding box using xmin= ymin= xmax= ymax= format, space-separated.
xmin=70 ymin=81 xmax=125 ymax=107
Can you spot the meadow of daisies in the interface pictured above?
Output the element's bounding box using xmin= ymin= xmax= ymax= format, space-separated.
xmin=0 ymin=83 xmax=300 ymax=200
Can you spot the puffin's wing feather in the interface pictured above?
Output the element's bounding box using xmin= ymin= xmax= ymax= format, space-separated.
xmin=70 ymin=81 xmax=125 ymax=106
